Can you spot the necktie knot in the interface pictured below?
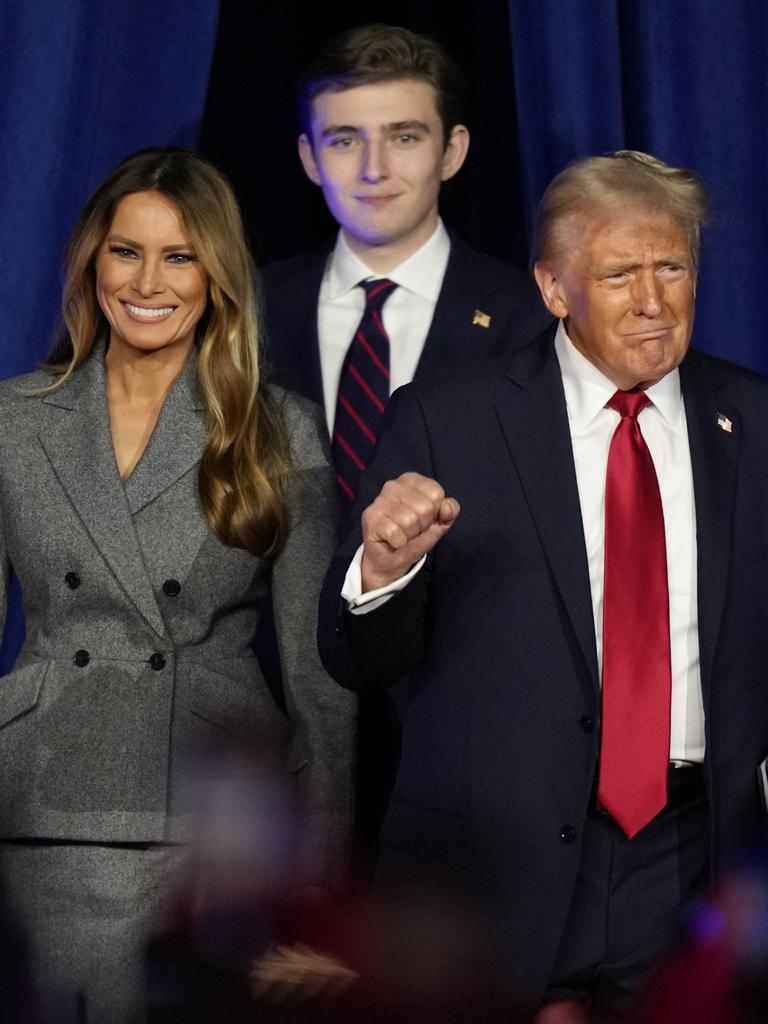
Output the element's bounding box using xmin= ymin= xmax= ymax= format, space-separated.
xmin=607 ymin=388 xmax=651 ymax=420
xmin=361 ymin=278 xmax=398 ymax=312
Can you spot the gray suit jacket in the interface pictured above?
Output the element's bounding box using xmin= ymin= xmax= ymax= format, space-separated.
xmin=0 ymin=345 xmax=355 ymax=885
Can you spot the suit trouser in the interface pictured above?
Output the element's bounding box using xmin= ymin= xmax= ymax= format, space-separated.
xmin=0 ymin=840 xmax=184 ymax=1024
xmin=543 ymin=787 xmax=709 ymax=1021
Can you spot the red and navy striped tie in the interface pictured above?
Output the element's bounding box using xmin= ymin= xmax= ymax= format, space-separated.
xmin=332 ymin=278 xmax=398 ymax=506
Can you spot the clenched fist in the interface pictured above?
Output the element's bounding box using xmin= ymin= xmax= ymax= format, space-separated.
xmin=361 ymin=472 xmax=460 ymax=592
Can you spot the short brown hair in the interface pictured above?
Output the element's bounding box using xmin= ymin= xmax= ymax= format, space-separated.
xmin=297 ymin=23 xmax=466 ymax=146
xmin=533 ymin=150 xmax=708 ymax=271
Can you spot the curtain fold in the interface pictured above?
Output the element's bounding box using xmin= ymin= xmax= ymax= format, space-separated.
xmin=0 ymin=0 xmax=221 ymax=671
xmin=509 ymin=0 xmax=768 ymax=369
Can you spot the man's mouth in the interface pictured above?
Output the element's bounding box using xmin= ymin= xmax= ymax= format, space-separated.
xmin=355 ymin=194 xmax=399 ymax=206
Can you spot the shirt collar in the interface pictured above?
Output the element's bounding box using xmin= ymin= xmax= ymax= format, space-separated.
xmin=554 ymin=320 xmax=684 ymax=434
xmin=325 ymin=220 xmax=451 ymax=301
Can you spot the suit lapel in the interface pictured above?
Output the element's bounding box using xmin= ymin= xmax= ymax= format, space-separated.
xmin=415 ymin=238 xmax=506 ymax=378
xmin=265 ymin=251 xmax=326 ymax=406
xmin=495 ymin=333 xmax=599 ymax=692
xmin=122 ymin=354 xmax=207 ymax=515
xmin=40 ymin=347 xmax=167 ymax=639
xmin=680 ymin=353 xmax=740 ymax=696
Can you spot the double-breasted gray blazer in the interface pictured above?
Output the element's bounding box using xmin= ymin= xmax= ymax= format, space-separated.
xmin=0 ymin=344 xmax=355 ymax=885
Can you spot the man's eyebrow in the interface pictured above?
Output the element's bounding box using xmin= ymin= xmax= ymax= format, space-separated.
xmin=320 ymin=124 xmax=362 ymax=138
xmin=598 ymin=251 xmax=691 ymax=273
xmin=389 ymin=120 xmax=432 ymax=134
xmin=106 ymin=234 xmax=194 ymax=252
xmin=656 ymin=252 xmax=690 ymax=265
xmin=319 ymin=119 xmax=432 ymax=137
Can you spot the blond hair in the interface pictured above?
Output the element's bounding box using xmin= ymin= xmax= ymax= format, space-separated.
xmin=48 ymin=148 xmax=290 ymax=557
xmin=533 ymin=150 xmax=708 ymax=270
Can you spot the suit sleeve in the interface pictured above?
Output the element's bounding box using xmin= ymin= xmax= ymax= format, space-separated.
xmin=317 ymin=383 xmax=436 ymax=692
xmin=270 ymin=396 xmax=356 ymax=890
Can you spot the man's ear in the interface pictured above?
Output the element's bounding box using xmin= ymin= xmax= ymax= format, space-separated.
xmin=440 ymin=124 xmax=470 ymax=182
xmin=533 ymin=262 xmax=569 ymax=318
xmin=298 ymin=134 xmax=321 ymax=185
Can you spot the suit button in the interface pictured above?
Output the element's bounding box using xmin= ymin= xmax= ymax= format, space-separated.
xmin=559 ymin=825 xmax=576 ymax=844
xmin=162 ymin=579 xmax=181 ymax=597
xmin=580 ymin=716 xmax=594 ymax=733
xmin=73 ymin=649 xmax=90 ymax=667
xmin=65 ymin=572 xmax=81 ymax=590
xmin=149 ymin=653 xmax=166 ymax=671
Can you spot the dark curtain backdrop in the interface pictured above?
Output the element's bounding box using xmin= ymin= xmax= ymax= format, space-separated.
xmin=2 ymin=0 xmax=766 ymax=666
xmin=508 ymin=0 xmax=768 ymax=372
xmin=0 ymin=0 xmax=221 ymax=671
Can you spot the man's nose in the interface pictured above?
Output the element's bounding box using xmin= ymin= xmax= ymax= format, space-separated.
xmin=360 ymin=141 xmax=388 ymax=183
xmin=632 ymin=270 xmax=663 ymax=317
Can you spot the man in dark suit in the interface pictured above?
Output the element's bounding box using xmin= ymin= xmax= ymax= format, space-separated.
xmin=262 ymin=24 xmax=550 ymax=864
xmin=318 ymin=151 xmax=768 ymax=1019
xmin=261 ymin=23 xmax=550 ymax=501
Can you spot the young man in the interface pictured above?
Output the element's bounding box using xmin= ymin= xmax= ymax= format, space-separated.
xmin=261 ymin=23 xmax=550 ymax=506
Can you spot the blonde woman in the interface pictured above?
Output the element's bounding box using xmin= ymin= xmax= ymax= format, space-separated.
xmin=0 ymin=148 xmax=354 ymax=1021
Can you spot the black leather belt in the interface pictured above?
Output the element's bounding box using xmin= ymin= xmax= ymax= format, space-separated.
xmin=666 ymin=762 xmax=705 ymax=807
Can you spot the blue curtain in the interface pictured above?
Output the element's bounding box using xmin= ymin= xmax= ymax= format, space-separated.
xmin=0 ymin=0 xmax=220 ymax=670
xmin=509 ymin=0 xmax=768 ymax=372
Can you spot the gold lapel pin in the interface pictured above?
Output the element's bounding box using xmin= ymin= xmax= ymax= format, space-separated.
xmin=473 ymin=309 xmax=492 ymax=328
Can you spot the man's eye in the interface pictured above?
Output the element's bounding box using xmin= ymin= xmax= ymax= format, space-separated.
xmin=396 ymin=134 xmax=418 ymax=144
xmin=331 ymin=137 xmax=356 ymax=149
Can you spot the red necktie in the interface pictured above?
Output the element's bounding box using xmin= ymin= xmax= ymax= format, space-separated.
xmin=332 ymin=279 xmax=398 ymax=506
xmin=597 ymin=389 xmax=671 ymax=838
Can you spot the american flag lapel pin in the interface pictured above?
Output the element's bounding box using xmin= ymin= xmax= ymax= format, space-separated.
xmin=716 ymin=412 xmax=733 ymax=434
xmin=473 ymin=309 xmax=492 ymax=328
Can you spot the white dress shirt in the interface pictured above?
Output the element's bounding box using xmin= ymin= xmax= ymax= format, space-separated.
xmin=555 ymin=322 xmax=704 ymax=761
xmin=317 ymin=221 xmax=451 ymax=431
xmin=343 ymin=320 xmax=705 ymax=762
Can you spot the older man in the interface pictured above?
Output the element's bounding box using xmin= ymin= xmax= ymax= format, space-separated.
xmin=318 ymin=151 xmax=768 ymax=1018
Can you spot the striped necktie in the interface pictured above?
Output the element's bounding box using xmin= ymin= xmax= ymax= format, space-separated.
xmin=331 ymin=278 xmax=398 ymax=506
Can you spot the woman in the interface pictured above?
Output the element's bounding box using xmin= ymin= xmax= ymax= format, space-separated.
xmin=0 ymin=148 xmax=354 ymax=1021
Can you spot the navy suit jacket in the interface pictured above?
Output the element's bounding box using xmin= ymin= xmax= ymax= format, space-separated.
xmin=259 ymin=235 xmax=552 ymax=408
xmin=318 ymin=326 xmax=768 ymax=1006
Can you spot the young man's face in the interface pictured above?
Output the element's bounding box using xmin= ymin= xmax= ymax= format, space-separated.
xmin=299 ymin=78 xmax=469 ymax=268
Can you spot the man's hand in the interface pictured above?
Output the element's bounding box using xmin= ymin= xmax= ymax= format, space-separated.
xmin=361 ymin=472 xmax=460 ymax=592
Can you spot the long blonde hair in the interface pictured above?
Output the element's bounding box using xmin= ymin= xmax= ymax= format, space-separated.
xmin=48 ymin=148 xmax=290 ymax=557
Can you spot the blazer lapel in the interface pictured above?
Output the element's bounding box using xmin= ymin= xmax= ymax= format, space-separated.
xmin=264 ymin=251 xmax=326 ymax=406
xmin=416 ymin=240 xmax=502 ymax=379
xmin=122 ymin=353 xmax=208 ymax=516
xmin=121 ymin=356 xmax=210 ymax=590
xmin=495 ymin=333 xmax=599 ymax=692
xmin=39 ymin=347 xmax=168 ymax=638
xmin=680 ymin=352 xmax=740 ymax=697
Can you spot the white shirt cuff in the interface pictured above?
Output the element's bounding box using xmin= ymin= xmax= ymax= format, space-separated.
xmin=341 ymin=545 xmax=427 ymax=615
